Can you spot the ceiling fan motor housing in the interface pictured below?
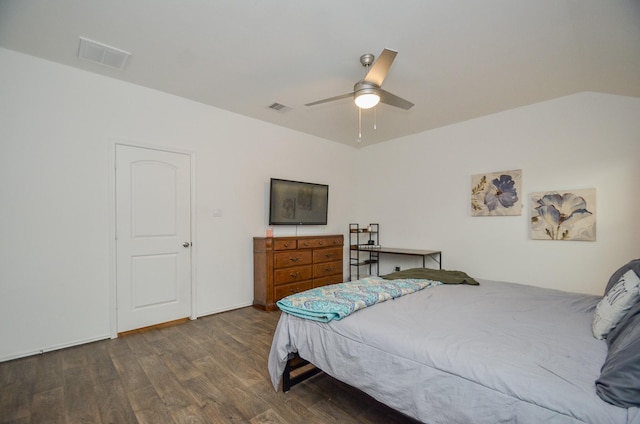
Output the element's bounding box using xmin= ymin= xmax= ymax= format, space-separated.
xmin=354 ymin=80 xmax=379 ymax=93
xmin=354 ymin=81 xmax=380 ymax=109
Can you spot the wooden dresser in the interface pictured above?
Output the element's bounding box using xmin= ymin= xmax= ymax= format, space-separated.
xmin=253 ymin=234 xmax=344 ymax=311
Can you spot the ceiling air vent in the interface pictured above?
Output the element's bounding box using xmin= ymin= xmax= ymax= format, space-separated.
xmin=78 ymin=37 xmax=131 ymax=70
xmin=268 ymin=102 xmax=290 ymax=112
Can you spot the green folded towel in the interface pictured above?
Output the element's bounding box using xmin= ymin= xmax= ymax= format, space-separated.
xmin=382 ymin=267 xmax=479 ymax=285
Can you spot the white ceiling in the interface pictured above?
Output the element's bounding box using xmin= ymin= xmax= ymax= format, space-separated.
xmin=1 ymin=0 xmax=639 ymax=147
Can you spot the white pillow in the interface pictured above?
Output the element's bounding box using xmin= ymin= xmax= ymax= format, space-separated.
xmin=593 ymin=269 xmax=640 ymax=340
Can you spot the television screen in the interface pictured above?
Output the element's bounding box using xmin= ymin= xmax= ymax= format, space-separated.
xmin=269 ymin=178 xmax=328 ymax=225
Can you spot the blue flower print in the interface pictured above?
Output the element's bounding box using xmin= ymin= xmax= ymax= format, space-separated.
xmin=533 ymin=193 xmax=593 ymax=240
xmin=484 ymin=175 xmax=518 ymax=211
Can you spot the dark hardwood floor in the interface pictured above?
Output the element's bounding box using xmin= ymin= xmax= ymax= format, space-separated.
xmin=0 ymin=307 xmax=419 ymax=423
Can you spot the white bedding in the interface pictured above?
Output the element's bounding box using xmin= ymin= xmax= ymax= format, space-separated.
xmin=268 ymin=279 xmax=640 ymax=424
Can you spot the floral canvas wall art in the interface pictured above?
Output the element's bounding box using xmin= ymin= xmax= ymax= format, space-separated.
xmin=471 ymin=169 xmax=522 ymax=216
xmin=530 ymin=189 xmax=596 ymax=241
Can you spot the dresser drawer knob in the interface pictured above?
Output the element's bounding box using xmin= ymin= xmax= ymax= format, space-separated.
xmin=324 ymin=252 xmax=333 ymax=258
xmin=289 ymin=256 xmax=301 ymax=262
xmin=289 ymin=272 xmax=299 ymax=278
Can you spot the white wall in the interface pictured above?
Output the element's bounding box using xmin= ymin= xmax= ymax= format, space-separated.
xmin=2 ymin=46 xmax=639 ymax=362
xmin=355 ymin=92 xmax=640 ymax=295
xmin=0 ymin=48 xmax=357 ymax=361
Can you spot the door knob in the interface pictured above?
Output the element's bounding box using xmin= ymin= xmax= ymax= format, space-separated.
xmin=183 ymin=242 xmax=191 ymax=248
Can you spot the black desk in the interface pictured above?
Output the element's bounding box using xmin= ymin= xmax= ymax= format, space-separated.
xmin=357 ymin=247 xmax=442 ymax=269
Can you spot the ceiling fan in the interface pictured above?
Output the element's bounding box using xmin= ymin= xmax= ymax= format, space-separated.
xmin=305 ymin=48 xmax=414 ymax=111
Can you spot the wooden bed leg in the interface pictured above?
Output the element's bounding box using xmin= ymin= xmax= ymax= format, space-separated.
xmin=282 ymin=353 xmax=322 ymax=392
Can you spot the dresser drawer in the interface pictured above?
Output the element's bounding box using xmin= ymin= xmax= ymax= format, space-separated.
xmin=274 ymin=239 xmax=297 ymax=250
xmin=274 ymin=250 xmax=312 ymax=268
xmin=298 ymin=237 xmax=342 ymax=249
xmin=274 ymin=265 xmax=313 ymax=285
xmin=313 ymin=247 xmax=342 ymax=264
xmin=324 ymin=236 xmax=344 ymax=247
xmin=313 ymin=260 xmax=342 ymax=278
xmin=313 ymin=274 xmax=343 ymax=288
xmin=275 ymin=280 xmax=313 ymax=301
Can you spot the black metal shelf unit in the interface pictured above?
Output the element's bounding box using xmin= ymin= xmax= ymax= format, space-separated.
xmin=349 ymin=223 xmax=380 ymax=281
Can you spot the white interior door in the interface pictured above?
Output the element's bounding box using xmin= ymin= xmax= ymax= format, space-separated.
xmin=115 ymin=144 xmax=192 ymax=333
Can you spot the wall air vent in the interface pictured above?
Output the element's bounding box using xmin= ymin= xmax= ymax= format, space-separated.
xmin=78 ymin=37 xmax=131 ymax=70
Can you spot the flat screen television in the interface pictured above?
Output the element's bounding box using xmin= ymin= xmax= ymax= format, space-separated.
xmin=269 ymin=178 xmax=328 ymax=225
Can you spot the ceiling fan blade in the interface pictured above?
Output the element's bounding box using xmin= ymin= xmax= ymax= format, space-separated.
xmin=364 ymin=48 xmax=397 ymax=87
xmin=305 ymin=92 xmax=353 ymax=107
xmin=379 ymin=89 xmax=414 ymax=110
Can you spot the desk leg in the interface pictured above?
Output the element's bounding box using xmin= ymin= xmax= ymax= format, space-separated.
xmin=423 ymin=253 xmax=442 ymax=269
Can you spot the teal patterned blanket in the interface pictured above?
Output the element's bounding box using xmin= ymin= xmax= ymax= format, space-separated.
xmin=276 ymin=276 xmax=442 ymax=322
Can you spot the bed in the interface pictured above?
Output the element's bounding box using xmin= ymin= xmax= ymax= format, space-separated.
xmin=268 ymin=263 xmax=640 ymax=424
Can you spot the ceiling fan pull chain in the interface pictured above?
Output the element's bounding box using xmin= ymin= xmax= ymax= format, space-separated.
xmin=374 ymin=106 xmax=377 ymax=130
xmin=358 ymin=107 xmax=362 ymax=140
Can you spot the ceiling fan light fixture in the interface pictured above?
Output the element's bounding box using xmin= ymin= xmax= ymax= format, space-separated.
xmin=355 ymin=91 xmax=380 ymax=109
xmin=354 ymin=81 xmax=381 ymax=109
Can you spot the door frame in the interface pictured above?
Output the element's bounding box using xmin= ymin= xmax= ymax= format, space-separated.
xmin=108 ymin=139 xmax=197 ymax=338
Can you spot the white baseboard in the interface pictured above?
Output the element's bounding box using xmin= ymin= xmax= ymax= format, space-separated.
xmin=0 ymin=334 xmax=111 ymax=363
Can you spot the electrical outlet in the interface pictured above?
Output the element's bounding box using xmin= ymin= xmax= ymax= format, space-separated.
xmin=394 ymin=266 xmax=401 ymax=272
